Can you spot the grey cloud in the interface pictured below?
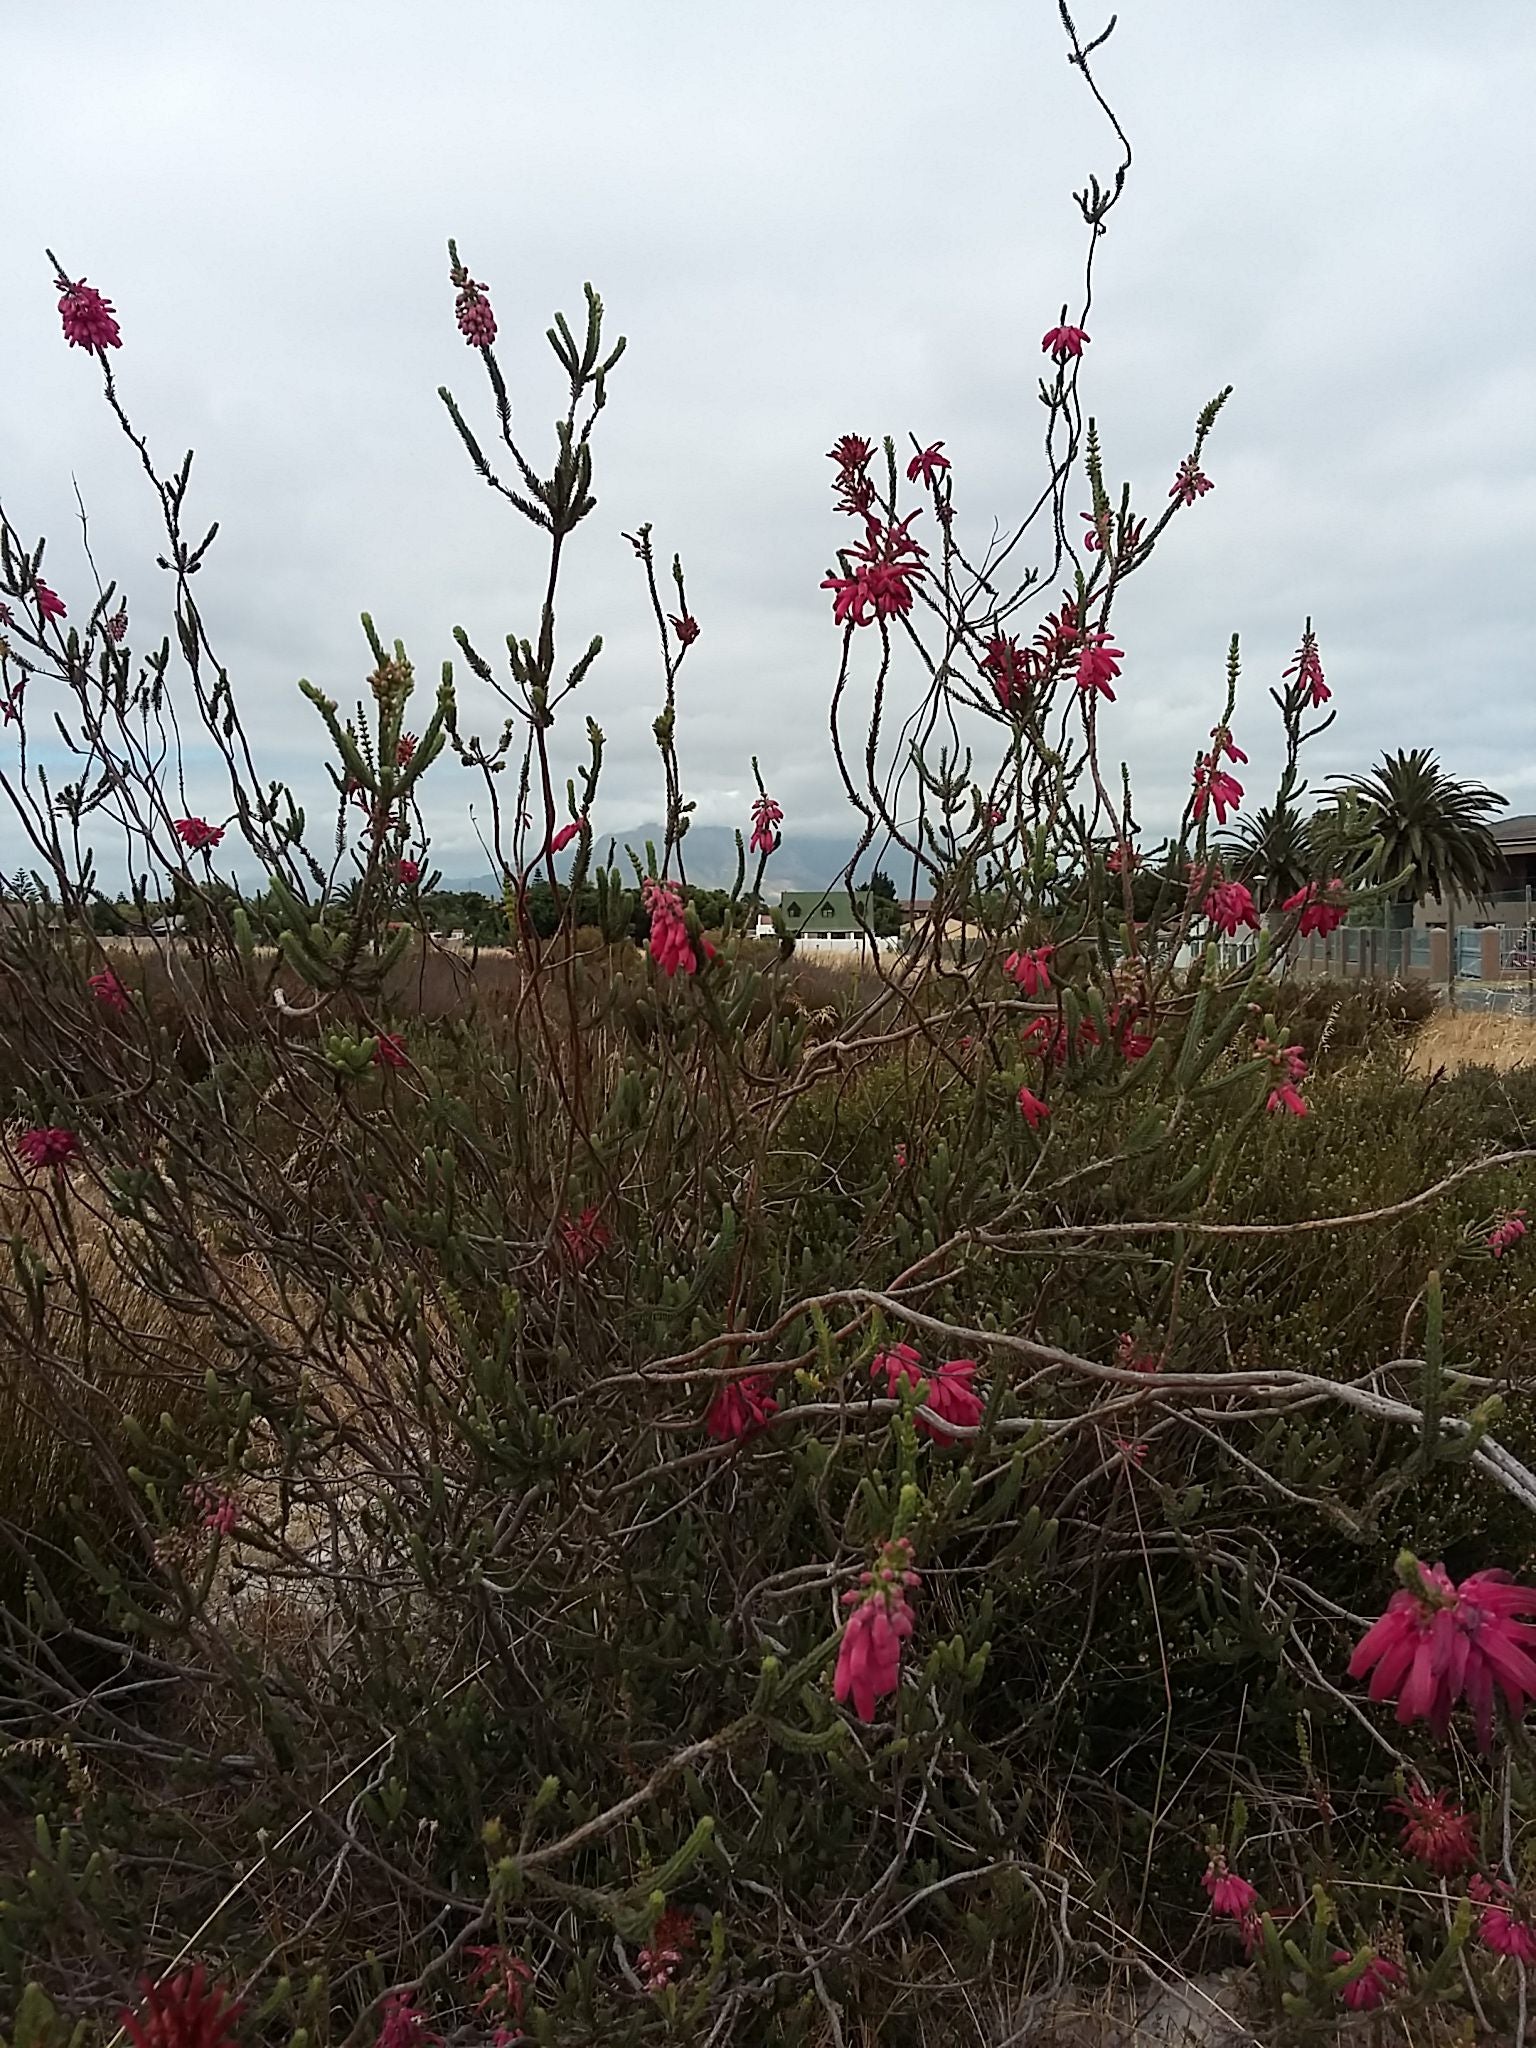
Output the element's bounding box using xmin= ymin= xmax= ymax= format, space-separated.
xmin=4 ymin=1 xmax=1535 ymax=878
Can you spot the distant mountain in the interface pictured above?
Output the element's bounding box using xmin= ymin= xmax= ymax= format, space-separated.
xmin=447 ymin=821 xmax=903 ymax=895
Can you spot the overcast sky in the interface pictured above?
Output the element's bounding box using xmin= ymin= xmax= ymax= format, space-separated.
xmin=5 ymin=2 xmax=1535 ymax=878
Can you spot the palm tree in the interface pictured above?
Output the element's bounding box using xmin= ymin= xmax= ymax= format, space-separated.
xmin=1330 ymin=749 xmax=1505 ymax=921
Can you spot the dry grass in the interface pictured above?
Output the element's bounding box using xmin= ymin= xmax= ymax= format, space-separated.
xmin=1410 ymin=1005 xmax=1536 ymax=1075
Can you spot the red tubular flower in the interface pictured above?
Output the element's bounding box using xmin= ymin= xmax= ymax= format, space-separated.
xmin=980 ymin=633 xmax=1033 ymax=712
xmin=1202 ymin=1856 xmax=1257 ymax=1919
xmin=1260 ymin=1040 xmax=1308 ymax=1116
xmin=455 ymin=282 xmax=497 ymax=349
xmin=16 ymin=1126 xmax=79 ymax=1170
xmin=373 ymin=1032 xmax=409 ymax=1070
xmin=705 ymin=1372 xmax=779 ymax=1442
xmin=1391 ymin=1783 xmax=1479 ymax=1874
xmin=1075 ymin=631 xmax=1123 ymax=701
xmin=1115 ymin=1333 xmax=1161 ymax=1375
xmin=1003 ymin=944 xmax=1053 ymax=998
xmin=121 ymin=1967 xmax=244 ymax=2048
xmin=1472 ymin=1875 xmax=1536 ymax=1962
xmin=669 ymin=613 xmax=701 ymax=646
xmin=1330 ymin=1951 xmax=1403 ymax=2013
xmin=1042 ymin=323 xmax=1089 ymax=362
xmin=33 ymin=579 xmax=66 ymax=622
xmin=873 ymin=1345 xmax=983 ymax=1440
xmin=107 ymin=603 xmax=129 ymax=643
xmin=1078 ymin=509 xmax=1110 ymax=554
xmin=1016 ymin=1084 xmax=1051 ymax=1129
xmin=1169 ymin=457 xmax=1214 ymax=506
xmin=906 ymin=440 xmax=950 ymax=486
xmin=1349 ymin=1555 xmax=1536 ymax=1750
xmin=1192 ymin=757 xmax=1244 ymax=825
xmin=396 ymin=857 xmax=421 ymax=886
xmin=750 ymin=794 xmax=783 ymax=856
xmin=1203 ymin=880 xmax=1259 ymax=938
xmin=834 ymin=1535 xmax=918 ymax=1721
xmin=1490 ymin=1208 xmax=1528 ymax=1257
xmin=189 ymin=1480 xmax=237 ymax=1536
xmin=375 ymin=1990 xmax=440 ymax=2048
xmin=1282 ymin=878 xmax=1348 ymax=937
xmin=89 ymin=968 xmax=131 ymax=1015
xmin=827 ymin=434 xmax=875 ymax=516
xmin=467 ymin=1946 xmax=532 ymax=2022
xmin=549 ymin=819 xmax=583 ymax=855
xmin=396 ymin=732 xmax=418 ymax=766
xmin=57 ymin=275 xmax=123 ymax=352
xmin=1035 ymin=597 xmax=1080 ymax=667
xmin=823 ymin=514 xmax=928 ymax=629
xmin=637 ymin=1906 xmax=696 ymax=1991
xmin=174 ymin=816 xmax=224 ymax=853
xmin=643 ymin=877 xmax=699 ymax=977
xmin=557 ymin=1205 xmax=610 ymax=1269
xmin=1284 ymin=631 xmax=1329 ymax=706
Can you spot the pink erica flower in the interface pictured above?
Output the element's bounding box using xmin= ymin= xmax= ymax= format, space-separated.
xmin=174 ymin=816 xmax=224 ymax=853
xmin=1169 ymin=457 xmax=1213 ymax=506
xmin=1042 ymin=323 xmax=1089 ymax=362
xmin=669 ymin=613 xmax=701 ymax=646
xmin=1192 ymin=756 xmax=1244 ymax=826
xmin=1036 ymin=596 xmax=1080 ymax=666
xmin=1238 ymin=1911 xmax=1264 ymax=1959
xmin=834 ymin=1535 xmax=918 ymax=1721
xmin=396 ymin=856 xmax=421 ymax=886
xmin=750 ymin=793 xmax=783 ymax=856
xmin=33 ymin=579 xmax=66 ymax=622
xmin=56 ymin=274 xmax=122 ymax=352
xmin=643 ymin=876 xmax=699 ymax=977
xmin=466 ymin=1946 xmax=532 ymax=2023
xmin=16 ymin=1126 xmax=79 ymax=1171
xmin=1260 ymin=1040 xmax=1307 ymax=1114
xmin=1349 ymin=1554 xmax=1536 ymax=1750
xmin=1202 ymin=1856 xmax=1257 ymax=1920
xmin=827 ymin=434 xmax=875 ymax=516
xmin=1330 ymin=1951 xmax=1403 ymax=2013
xmin=1078 ymin=509 xmax=1110 ymax=554
xmin=557 ymin=1205 xmax=610 ymax=1269
xmin=1284 ymin=631 xmax=1329 ymax=707
xmin=88 ymin=968 xmax=130 ymax=1015
xmin=396 ymin=732 xmax=418 ymax=765
xmin=549 ymin=819 xmax=583 ymax=855
xmin=1282 ymin=878 xmax=1348 ymax=937
xmin=893 ymin=1140 xmax=908 ymax=1171
xmin=981 ymin=633 xmax=1033 ymax=712
xmin=375 ymin=1990 xmax=440 ymax=2048
xmin=1004 ymin=944 xmax=1053 ymax=997
xmin=107 ymin=603 xmax=128 ymax=643
xmin=822 ymin=514 xmax=928 ymax=628
xmin=1017 ymin=1084 xmax=1051 ymax=1129
xmin=1209 ymin=724 xmax=1247 ymax=766
xmin=373 ymin=1032 xmax=408 ymax=1070
xmin=705 ymin=1372 xmax=779 ymax=1442
xmin=1472 ymin=1876 xmax=1536 ymax=1962
xmin=906 ymin=441 xmax=950 ymax=486
xmin=454 ymin=279 xmax=497 ymax=349
xmin=122 ymin=1968 xmax=243 ymax=2048
xmin=189 ymin=1480 xmax=237 ymax=1537
xmin=637 ymin=1906 xmax=695 ymax=1992
xmin=1490 ymin=1209 xmax=1527 ymax=1258
xmin=873 ymin=1345 xmax=983 ymax=1441
xmin=1391 ymin=1784 xmax=1478 ymax=1874
xmin=1075 ymin=631 xmax=1123 ymax=701
xmin=1203 ymin=879 xmax=1259 ymax=939
xmin=1115 ymin=1333 xmax=1161 ymax=1375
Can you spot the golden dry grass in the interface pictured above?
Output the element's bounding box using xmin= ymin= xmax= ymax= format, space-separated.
xmin=1411 ymin=1005 xmax=1536 ymax=1075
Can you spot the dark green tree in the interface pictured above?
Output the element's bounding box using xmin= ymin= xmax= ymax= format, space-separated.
xmin=1330 ymin=749 xmax=1505 ymax=919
